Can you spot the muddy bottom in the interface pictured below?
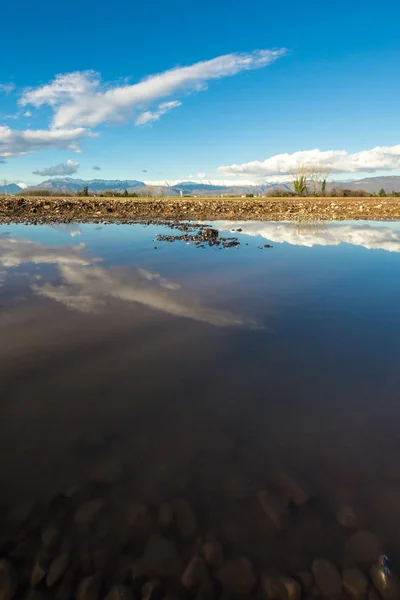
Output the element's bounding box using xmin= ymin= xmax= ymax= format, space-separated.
xmin=1 ymin=219 xmax=400 ymax=599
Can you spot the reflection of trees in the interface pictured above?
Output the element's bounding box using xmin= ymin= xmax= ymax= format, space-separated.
xmin=289 ymin=218 xmax=327 ymax=236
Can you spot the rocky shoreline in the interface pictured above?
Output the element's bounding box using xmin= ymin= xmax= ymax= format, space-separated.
xmin=0 ymin=196 xmax=399 ymax=223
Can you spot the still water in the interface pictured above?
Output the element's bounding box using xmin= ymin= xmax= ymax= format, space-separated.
xmin=1 ymin=219 xmax=400 ymax=596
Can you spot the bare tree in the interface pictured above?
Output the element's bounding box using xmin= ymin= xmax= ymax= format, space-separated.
xmin=290 ymin=163 xmax=332 ymax=196
xmin=307 ymin=164 xmax=332 ymax=195
xmin=164 ymin=181 xmax=172 ymax=196
xmin=143 ymin=185 xmax=153 ymax=197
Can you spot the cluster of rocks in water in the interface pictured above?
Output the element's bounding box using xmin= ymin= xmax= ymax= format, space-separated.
xmin=0 ymin=460 xmax=398 ymax=600
xmin=152 ymin=222 xmax=273 ymax=250
xmin=153 ymin=223 xmax=241 ymax=250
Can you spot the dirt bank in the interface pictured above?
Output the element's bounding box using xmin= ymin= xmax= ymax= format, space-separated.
xmin=0 ymin=195 xmax=399 ymax=223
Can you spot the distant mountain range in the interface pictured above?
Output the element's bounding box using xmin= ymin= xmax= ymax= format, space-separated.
xmin=330 ymin=176 xmax=400 ymax=194
xmin=0 ymin=183 xmax=26 ymax=194
xmin=2 ymin=175 xmax=400 ymax=195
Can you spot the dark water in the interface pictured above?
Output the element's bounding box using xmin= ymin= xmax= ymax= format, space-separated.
xmin=1 ymin=219 xmax=400 ymax=595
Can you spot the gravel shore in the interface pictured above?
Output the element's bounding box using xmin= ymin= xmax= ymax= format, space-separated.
xmin=0 ymin=195 xmax=399 ymax=223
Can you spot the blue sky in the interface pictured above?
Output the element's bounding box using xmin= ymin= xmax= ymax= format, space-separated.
xmin=1 ymin=0 xmax=400 ymax=185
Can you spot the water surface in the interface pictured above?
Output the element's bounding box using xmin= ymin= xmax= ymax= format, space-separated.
xmin=1 ymin=219 xmax=400 ymax=577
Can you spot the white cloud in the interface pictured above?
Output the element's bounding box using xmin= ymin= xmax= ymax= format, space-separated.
xmin=143 ymin=178 xmax=261 ymax=186
xmin=33 ymin=159 xmax=79 ymax=176
xmin=135 ymin=100 xmax=182 ymax=125
xmin=2 ymin=113 xmax=20 ymax=120
xmin=0 ymin=125 xmax=91 ymax=158
xmin=3 ymin=50 xmax=284 ymax=160
xmin=216 ymin=221 xmax=400 ymax=253
xmin=0 ymin=83 xmax=16 ymax=94
xmin=197 ymin=172 xmax=206 ymax=179
xmin=20 ymin=71 xmax=99 ymax=108
xmin=20 ymin=50 xmax=286 ymax=129
xmin=218 ymin=145 xmax=400 ymax=177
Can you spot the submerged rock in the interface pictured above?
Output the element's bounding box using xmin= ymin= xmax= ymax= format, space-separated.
xmin=217 ymin=557 xmax=256 ymax=595
xmin=92 ymin=534 xmax=121 ymax=571
xmin=104 ymin=584 xmax=135 ymax=600
xmin=41 ymin=527 xmax=60 ymax=550
xmin=0 ymin=559 xmax=18 ymax=600
xmin=31 ymin=550 xmax=52 ymax=587
xmin=258 ymin=489 xmax=289 ymax=531
xmin=331 ymin=489 xmax=361 ymax=528
xmin=24 ymin=592 xmax=46 ymax=600
xmin=132 ymin=534 xmax=182 ymax=579
xmin=90 ymin=459 xmax=123 ymax=484
xmin=181 ymin=555 xmax=210 ymax=589
xmin=344 ymin=530 xmax=383 ymax=563
xmin=55 ymin=569 xmax=75 ymax=600
xmin=342 ymin=568 xmax=368 ymax=600
xmin=127 ymin=504 xmax=154 ymax=533
xmin=295 ymin=571 xmax=314 ymax=595
xmin=368 ymin=589 xmax=382 ymax=600
xmin=74 ymin=498 xmax=106 ymax=525
xmin=141 ymin=580 xmax=163 ymax=600
xmin=172 ymin=499 xmax=197 ymax=538
xmin=312 ymin=558 xmax=342 ymax=599
xmin=272 ymin=470 xmax=309 ymax=507
xmin=46 ymin=552 xmax=70 ymax=587
xmin=113 ymin=555 xmax=135 ymax=585
xmin=201 ymin=539 xmax=223 ymax=568
xmin=157 ymin=503 xmax=174 ymax=529
xmin=76 ymin=572 xmax=103 ymax=600
xmin=371 ymin=562 xmax=400 ymax=600
xmin=261 ymin=573 xmax=301 ymax=600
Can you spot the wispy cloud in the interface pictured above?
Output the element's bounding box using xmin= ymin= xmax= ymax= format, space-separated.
xmin=20 ymin=50 xmax=286 ymax=129
xmin=0 ymin=83 xmax=16 ymax=94
xmin=3 ymin=50 xmax=285 ymax=160
xmin=21 ymin=71 xmax=98 ymax=109
xmin=33 ymin=159 xmax=79 ymax=176
xmin=92 ymin=165 xmax=101 ymax=170
xmin=0 ymin=125 xmax=92 ymax=158
xmin=2 ymin=113 xmax=20 ymax=120
xmin=135 ymin=101 xmax=181 ymax=125
xmin=218 ymin=145 xmax=400 ymax=177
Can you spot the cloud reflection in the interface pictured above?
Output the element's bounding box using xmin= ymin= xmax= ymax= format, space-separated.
xmin=216 ymin=221 xmax=400 ymax=253
xmin=0 ymin=237 xmax=90 ymax=267
xmin=47 ymin=224 xmax=82 ymax=238
xmin=0 ymin=236 xmax=256 ymax=328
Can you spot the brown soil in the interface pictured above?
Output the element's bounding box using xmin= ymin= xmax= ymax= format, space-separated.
xmin=0 ymin=195 xmax=399 ymax=223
